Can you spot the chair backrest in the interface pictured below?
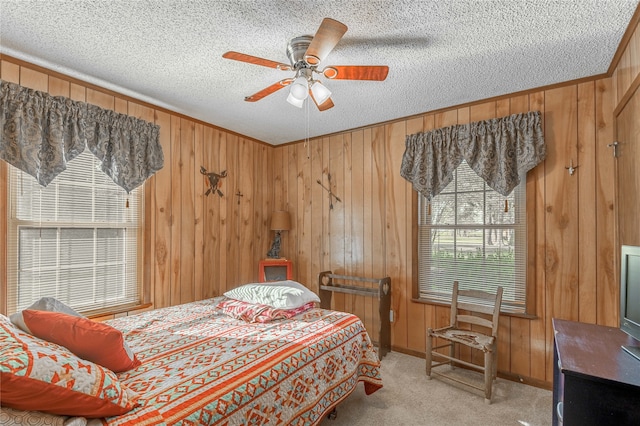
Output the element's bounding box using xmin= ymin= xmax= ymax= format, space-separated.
xmin=450 ymin=281 xmax=503 ymax=338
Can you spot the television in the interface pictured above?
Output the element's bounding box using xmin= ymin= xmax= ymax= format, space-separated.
xmin=620 ymin=245 xmax=640 ymax=360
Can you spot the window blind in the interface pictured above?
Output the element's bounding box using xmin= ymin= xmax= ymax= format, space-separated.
xmin=418 ymin=160 xmax=527 ymax=313
xmin=7 ymin=150 xmax=142 ymax=315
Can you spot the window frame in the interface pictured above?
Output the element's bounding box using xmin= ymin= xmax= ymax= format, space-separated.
xmin=411 ymin=165 xmax=537 ymax=317
xmin=5 ymin=153 xmax=147 ymax=317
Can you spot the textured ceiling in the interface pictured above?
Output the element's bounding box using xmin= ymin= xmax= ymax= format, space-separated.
xmin=1 ymin=0 xmax=638 ymax=145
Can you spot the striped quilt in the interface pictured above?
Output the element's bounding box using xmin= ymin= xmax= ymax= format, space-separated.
xmin=103 ymin=298 xmax=382 ymax=425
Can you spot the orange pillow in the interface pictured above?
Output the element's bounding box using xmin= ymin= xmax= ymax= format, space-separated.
xmin=0 ymin=315 xmax=138 ymax=417
xmin=21 ymin=310 xmax=141 ymax=373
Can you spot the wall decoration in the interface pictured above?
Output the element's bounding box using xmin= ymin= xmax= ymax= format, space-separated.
xmin=200 ymin=166 xmax=227 ymax=197
xmin=565 ymin=159 xmax=578 ymax=176
xmin=317 ymin=173 xmax=341 ymax=210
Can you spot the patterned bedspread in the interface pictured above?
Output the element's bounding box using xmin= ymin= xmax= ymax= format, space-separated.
xmin=103 ymin=298 xmax=382 ymax=425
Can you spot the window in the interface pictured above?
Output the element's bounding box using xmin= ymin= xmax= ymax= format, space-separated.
xmin=7 ymin=151 xmax=142 ymax=315
xmin=417 ymin=160 xmax=527 ymax=313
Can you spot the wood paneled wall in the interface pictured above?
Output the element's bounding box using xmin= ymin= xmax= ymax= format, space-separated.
xmin=273 ymin=81 xmax=617 ymax=387
xmin=0 ymin=56 xmax=274 ymax=316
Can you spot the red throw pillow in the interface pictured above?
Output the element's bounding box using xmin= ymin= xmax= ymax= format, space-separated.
xmin=21 ymin=310 xmax=141 ymax=373
xmin=0 ymin=315 xmax=138 ymax=417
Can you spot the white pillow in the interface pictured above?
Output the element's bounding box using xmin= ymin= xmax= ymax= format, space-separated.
xmin=223 ymin=280 xmax=320 ymax=309
xmin=9 ymin=297 xmax=83 ymax=334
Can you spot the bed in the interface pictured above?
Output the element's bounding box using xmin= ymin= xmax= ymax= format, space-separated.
xmin=1 ymin=291 xmax=382 ymax=425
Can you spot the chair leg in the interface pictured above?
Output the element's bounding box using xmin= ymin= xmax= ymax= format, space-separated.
xmin=425 ymin=329 xmax=433 ymax=379
xmin=449 ymin=341 xmax=455 ymax=369
xmin=484 ymin=350 xmax=493 ymax=404
xmin=492 ymin=349 xmax=498 ymax=380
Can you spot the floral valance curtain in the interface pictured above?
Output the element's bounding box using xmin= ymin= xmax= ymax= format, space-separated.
xmin=0 ymin=80 xmax=163 ymax=193
xmin=400 ymin=111 xmax=546 ymax=199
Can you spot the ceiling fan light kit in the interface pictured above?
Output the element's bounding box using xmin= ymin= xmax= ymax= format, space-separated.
xmin=223 ymin=18 xmax=388 ymax=112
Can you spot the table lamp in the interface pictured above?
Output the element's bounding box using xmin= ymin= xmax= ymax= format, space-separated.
xmin=267 ymin=210 xmax=291 ymax=258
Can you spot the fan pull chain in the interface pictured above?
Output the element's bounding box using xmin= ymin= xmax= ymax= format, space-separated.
xmin=504 ymin=199 xmax=508 ymax=213
xmin=428 ymin=201 xmax=432 ymax=216
xmin=126 ymin=197 xmax=129 ymax=208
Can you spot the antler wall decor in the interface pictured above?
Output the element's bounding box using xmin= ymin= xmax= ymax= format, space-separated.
xmin=200 ymin=166 xmax=227 ymax=197
xmin=317 ymin=173 xmax=341 ymax=210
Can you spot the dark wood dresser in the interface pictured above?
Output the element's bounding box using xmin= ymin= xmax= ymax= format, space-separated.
xmin=553 ymin=319 xmax=640 ymax=425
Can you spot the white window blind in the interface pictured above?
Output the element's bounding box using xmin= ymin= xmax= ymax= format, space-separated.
xmin=7 ymin=150 xmax=142 ymax=315
xmin=418 ymin=160 xmax=527 ymax=313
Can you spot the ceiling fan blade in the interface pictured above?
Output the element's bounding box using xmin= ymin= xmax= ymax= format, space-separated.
xmin=310 ymin=90 xmax=335 ymax=111
xmin=323 ymin=65 xmax=389 ymax=81
xmin=304 ymin=18 xmax=348 ymax=66
xmin=244 ymin=79 xmax=293 ymax=102
xmin=222 ymin=51 xmax=291 ymax=71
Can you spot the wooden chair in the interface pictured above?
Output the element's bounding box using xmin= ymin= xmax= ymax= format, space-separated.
xmin=426 ymin=281 xmax=503 ymax=404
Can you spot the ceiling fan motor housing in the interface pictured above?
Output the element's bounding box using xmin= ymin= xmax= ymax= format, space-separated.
xmin=286 ymin=35 xmax=314 ymax=70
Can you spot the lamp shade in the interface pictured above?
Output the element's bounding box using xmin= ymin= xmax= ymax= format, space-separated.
xmin=286 ymin=92 xmax=304 ymax=108
xmin=310 ymin=81 xmax=331 ymax=105
xmin=290 ymin=76 xmax=309 ymax=100
xmin=270 ymin=210 xmax=291 ymax=231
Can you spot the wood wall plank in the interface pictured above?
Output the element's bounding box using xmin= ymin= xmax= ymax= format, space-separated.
xmin=371 ymin=126 xmax=386 ymax=335
xmin=385 ymin=120 xmax=408 ymax=349
xmin=595 ymin=78 xmax=617 ymax=327
xmin=193 ymin=123 xmax=204 ymax=301
xmin=529 ymin=91 xmax=548 ymax=383
xmin=296 ymin=142 xmax=312 ymax=286
xmin=510 ymin=95 xmax=531 ymax=378
xmin=154 ymin=110 xmax=172 ymax=309
xmin=48 ymin=76 xmax=69 ymax=97
xmin=180 ymin=119 xmax=195 ymax=303
xmin=577 ymin=82 xmax=597 ymax=324
xmin=421 ymin=114 xmax=437 ymax=350
xmin=0 ymin=62 xmax=13 ymax=314
xmin=129 ymin=102 xmax=155 ymax=306
xmin=201 ymin=126 xmax=217 ymax=298
xmin=1 ymin=60 xmax=20 ymax=83
xmin=362 ymin=128 xmax=375 ymax=333
xmin=170 ymin=116 xmax=182 ymax=305
xmin=350 ymin=130 xmax=366 ymax=324
xmin=342 ymin=132 xmax=354 ymax=311
xmin=238 ymin=137 xmax=254 ymax=285
xmin=405 ymin=117 xmax=426 ymax=353
xmin=329 ymin=134 xmax=345 ymax=311
xmin=20 ymin=67 xmax=47 ymax=91
xmin=225 ymin=134 xmax=238 ymax=289
xmin=310 ymin=139 xmax=324 ymax=293
xmin=321 ymin=137 xmax=332 ymax=283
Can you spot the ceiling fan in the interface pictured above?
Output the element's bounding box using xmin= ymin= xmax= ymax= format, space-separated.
xmin=222 ymin=18 xmax=389 ymax=111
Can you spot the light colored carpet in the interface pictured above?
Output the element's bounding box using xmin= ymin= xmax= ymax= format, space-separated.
xmin=322 ymin=351 xmax=552 ymax=426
